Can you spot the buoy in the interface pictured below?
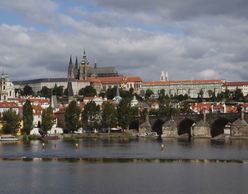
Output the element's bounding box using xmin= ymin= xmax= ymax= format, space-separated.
xmin=161 ymin=144 xmax=165 ymax=150
xmin=75 ymin=143 xmax=79 ymax=149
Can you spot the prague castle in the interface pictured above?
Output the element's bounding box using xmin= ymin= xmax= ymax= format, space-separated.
xmin=12 ymin=49 xmax=248 ymax=98
xmin=68 ymin=50 xmax=118 ymax=80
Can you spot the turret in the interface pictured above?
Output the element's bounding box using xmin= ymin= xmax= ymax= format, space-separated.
xmin=68 ymin=55 xmax=75 ymax=79
xmin=74 ymin=57 xmax=79 ymax=79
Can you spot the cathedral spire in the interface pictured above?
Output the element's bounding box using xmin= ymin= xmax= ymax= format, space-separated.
xmin=69 ymin=55 xmax=73 ymax=65
xmin=83 ymin=49 xmax=86 ymax=59
xmin=94 ymin=59 xmax=97 ymax=69
xmin=68 ymin=55 xmax=75 ymax=79
xmin=74 ymin=57 xmax=79 ymax=79
xmin=75 ymin=57 xmax=78 ymax=67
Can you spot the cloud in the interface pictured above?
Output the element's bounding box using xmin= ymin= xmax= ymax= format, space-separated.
xmin=85 ymin=0 xmax=248 ymax=20
xmin=0 ymin=0 xmax=247 ymax=82
xmin=199 ymin=69 xmax=220 ymax=79
xmin=0 ymin=0 xmax=58 ymax=25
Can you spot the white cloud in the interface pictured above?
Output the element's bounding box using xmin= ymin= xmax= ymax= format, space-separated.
xmin=0 ymin=0 xmax=58 ymax=25
xmin=0 ymin=1 xmax=248 ymax=82
xmin=199 ymin=69 xmax=220 ymax=79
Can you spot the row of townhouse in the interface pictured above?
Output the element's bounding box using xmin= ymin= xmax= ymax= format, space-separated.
xmin=0 ymin=97 xmax=51 ymax=131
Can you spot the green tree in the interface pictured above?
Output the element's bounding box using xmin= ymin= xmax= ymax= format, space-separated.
xmin=64 ymin=101 xmax=81 ymax=132
xmin=79 ymin=86 xmax=97 ymax=97
xmin=64 ymin=88 xmax=68 ymax=96
xmin=117 ymin=98 xmax=134 ymax=130
xmin=23 ymin=85 xmax=34 ymax=96
xmin=198 ymin=89 xmax=204 ymax=102
xmin=234 ymin=88 xmax=243 ymax=101
xmin=41 ymin=106 xmax=54 ymax=133
xmin=120 ymin=89 xmax=133 ymax=100
xmin=106 ymin=87 xmax=117 ymax=99
xmin=2 ymin=109 xmax=20 ymax=134
xmin=145 ymin=89 xmax=154 ymax=99
xmin=39 ymin=86 xmax=52 ymax=98
xmin=179 ymin=101 xmax=192 ymax=114
xmin=53 ymin=84 xmax=64 ymax=96
xmin=81 ymin=101 xmax=100 ymax=130
xmin=102 ymin=102 xmax=117 ymax=129
xmin=23 ymin=100 xmax=33 ymax=135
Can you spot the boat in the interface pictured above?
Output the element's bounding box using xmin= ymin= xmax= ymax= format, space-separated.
xmin=138 ymin=132 xmax=159 ymax=138
xmin=39 ymin=135 xmax=59 ymax=142
xmin=0 ymin=134 xmax=18 ymax=142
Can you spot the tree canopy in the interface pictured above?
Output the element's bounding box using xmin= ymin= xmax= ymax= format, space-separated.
xmin=64 ymin=101 xmax=81 ymax=132
xmin=79 ymin=85 xmax=97 ymax=97
xmin=102 ymin=102 xmax=117 ymax=129
xmin=117 ymin=98 xmax=136 ymax=130
xmin=81 ymin=101 xmax=100 ymax=130
xmin=38 ymin=86 xmax=52 ymax=98
xmin=53 ymin=84 xmax=64 ymax=97
xmin=23 ymin=85 xmax=34 ymax=96
xmin=23 ymin=100 xmax=33 ymax=135
xmin=41 ymin=106 xmax=54 ymax=133
xmin=2 ymin=109 xmax=20 ymax=134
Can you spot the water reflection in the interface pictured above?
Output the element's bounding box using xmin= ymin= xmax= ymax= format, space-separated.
xmin=0 ymin=138 xmax=248 ymax=159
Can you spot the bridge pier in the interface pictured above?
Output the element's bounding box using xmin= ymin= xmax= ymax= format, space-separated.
xmin=161 ymin=120 xmax=178 ymax=138
xmin=192 ymin=121 xmax=211 ymax=138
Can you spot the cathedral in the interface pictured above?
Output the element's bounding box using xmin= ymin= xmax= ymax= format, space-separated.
xmin=68 ymin=50 xmax=118 ymax=80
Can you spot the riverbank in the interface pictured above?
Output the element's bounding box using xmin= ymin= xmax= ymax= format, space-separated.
xmin=1 ymin=157 xmax=248 ymax=164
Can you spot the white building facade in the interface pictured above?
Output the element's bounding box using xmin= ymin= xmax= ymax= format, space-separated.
xmin=0 ymin=73 xmax=15 ymax=101
xmin=141 ymin=80 xmax=225 ymax=98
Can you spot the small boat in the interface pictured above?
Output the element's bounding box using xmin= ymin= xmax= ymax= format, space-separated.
xmin=39 ymin=135 xmax=59 ymax=142
xmin=138 ymin=132 xmax=159 ymax=138
xmin=0 ymin=134 xmax=18 ymax=142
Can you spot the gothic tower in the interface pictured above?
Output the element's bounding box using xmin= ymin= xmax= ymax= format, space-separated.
xmin=160 ymin=71 xmax=169 ymax=81
xmin=67 ymin=56 xmax=75 ymax=79
xmin=74 ymin=57 xmax=79 ymax=79
xmin=79 ymin=50 xmax=91 ymax=80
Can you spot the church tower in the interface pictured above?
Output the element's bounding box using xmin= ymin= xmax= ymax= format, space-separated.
xmin=67 ymin=56 xmax=75 ymax=79
xmin=79 ymin=50 xmax=91 ymax=80
xmin=74 ymin=57 xmax=79 ymax=79
xmin=160 ymin=71 xmax=169 ymax=81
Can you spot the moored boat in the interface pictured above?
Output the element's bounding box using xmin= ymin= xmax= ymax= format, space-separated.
xmin=0 ymin=134 xmax=18 ymax=142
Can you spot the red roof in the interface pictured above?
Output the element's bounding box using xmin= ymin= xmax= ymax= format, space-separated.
xmin=90 ymin=76 xmax=143 ymax=84
xmin=32 ymin=105 xmax=44 ymax=115
xmin=90 ymin=76 xmax=124 ymax=84
xmin=225 ymin=81 xmax=248 ymax=86
xmin=0 ymin=101 xmax=18 ymax=108
xmin=145 ymin=80 xmax=225 ymax=85
xmin=125 ymin=76 xmax=143 ymax=82
xmin=16 ymin=97 xmax=49 ymax=104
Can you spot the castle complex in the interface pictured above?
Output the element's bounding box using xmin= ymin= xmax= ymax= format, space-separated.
xmin=11 ymin=49 xmax=248 ymax=98
xmin=68 ymin=50 xmax=118 ymax=80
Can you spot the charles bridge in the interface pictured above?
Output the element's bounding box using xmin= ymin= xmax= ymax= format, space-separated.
xmin=137 ymin=112 xmax=248 ymax=138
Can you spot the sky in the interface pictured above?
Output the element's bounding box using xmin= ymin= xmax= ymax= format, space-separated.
xmin=0 ymin=0 xmax=248 ymax=81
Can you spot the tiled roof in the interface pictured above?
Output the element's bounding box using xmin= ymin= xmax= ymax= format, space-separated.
xmin=32 ymin=105 xmax=44 ymax=115
xmin=90 ymin=76 xmax=124 ymax=84
xmin=13 ymin=78 xmax=70 ymax=85
xmin=145 ymin=80 xmax=225 ymax=85
xmin=17 ymin=97 xmax=49 ymax=104
xmin=0 ymin=101 xmax=18 ymax=108
xmin=125 ymin=76 xmax=143 ymax=82
xmin=90 ymin=76 xmax=143 ymax=84
xmin=225 ymin=81 xmax=248 ymax=86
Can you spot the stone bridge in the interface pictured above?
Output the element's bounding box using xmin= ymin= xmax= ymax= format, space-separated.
xmin=137 ymin=112 xmax=248 ymax=138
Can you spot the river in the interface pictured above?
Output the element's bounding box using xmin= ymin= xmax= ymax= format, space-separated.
xmin=0 ymin=138 xmax=248 ymax=193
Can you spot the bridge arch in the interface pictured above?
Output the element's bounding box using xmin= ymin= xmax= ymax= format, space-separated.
xmin=211 ymin=118 xmax=229 ymax=137
xmin=152 ymin=119 xmax=165 ymax=135
xmin=178 ymin=118 xmax=196 ymax=136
